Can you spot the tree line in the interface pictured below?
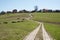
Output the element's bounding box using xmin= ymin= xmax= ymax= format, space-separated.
xmin=0 ymin=6 xmax=60 ymax=15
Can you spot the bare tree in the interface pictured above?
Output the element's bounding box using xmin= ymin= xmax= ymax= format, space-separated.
xmin=34 ymin=6 xmax=38 ymax=12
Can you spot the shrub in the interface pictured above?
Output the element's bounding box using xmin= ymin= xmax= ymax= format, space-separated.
xmin=20 ymin=20 xmax=24 ymax=22
xmin=7 ymin=11 xmax=12 ymax=13
xmin=22 ymin=19 xmax=25 ymax=20
xmin=12 ymin=9 xmax=17 ymax=13
xmin=11 ymin=21 xmax=16 ymax=23
xmin=3 ymin=22 xmax=8 ymax=24
xmin=0 ymin=11 xmax=6 ymax=15
xmin=17 ymin=18 xmax=20 ymax=19
xmin=17 ymin=21 xmax=20 ymax=22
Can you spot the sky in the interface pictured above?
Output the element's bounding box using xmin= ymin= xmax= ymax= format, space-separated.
xmin=0 ymin=0 xmax=60 ymax=12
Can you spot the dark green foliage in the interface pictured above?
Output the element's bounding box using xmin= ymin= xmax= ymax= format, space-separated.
xmin=11 ymin=21 xmax=16 ymax=23
xmin=17 ymin=21 xmax=20 ymax=22
xmin=20 ymin=20 xmax=24 ymax=22
xmin=3 ymin=22 xmax=8 ymax=24
xmin=12 ymin=9 xmax=17 ymax=13
xmin=0 ymin=11 xmax=6 ymax=15
xmin=17 ymin=18 xmax=20 ymax=19
xmin=22 ymin=19 xmax=25 ymax=20
xmin=18 ymin=9 xmax=30 ymax=13
xmin=7 ymin=11 xmax=12 ymax=13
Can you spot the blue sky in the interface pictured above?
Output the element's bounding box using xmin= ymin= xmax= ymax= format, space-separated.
xmin=0 ymin=0 xmax=60 ymax=12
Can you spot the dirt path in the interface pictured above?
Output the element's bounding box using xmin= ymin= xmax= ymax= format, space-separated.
xmin=25 ymin=13 xmax=32 ymax=20
xmin=41 ymin=23 xmax=53 ymax=40
xmin=23 ymin=14 xmax=53 ymax=40
xmin=23 ymin=22 xmax=53 ymax=40
xmin=23 ymin=23 xmax=41 ymax=40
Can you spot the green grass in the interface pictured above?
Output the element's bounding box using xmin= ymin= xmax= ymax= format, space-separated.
xmin=0 ymin=20 xmax=38 ymax=40
xmin=0 ymin=13 xmax=60 ymax=40
xmin=0 ymin=13 xmax=29 ymax=22
xmin=32 ymin=13 xmax=60 ymax=23
xmin=0 ymin=13 xmax=39 ymax=40
xmin=44 ymin=23 xmax=60 ymax=40
xmin=31 ymin=13 xmax=60 ymax=40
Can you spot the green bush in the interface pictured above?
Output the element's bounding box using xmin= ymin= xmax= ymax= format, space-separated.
xmin=11 ymin=21 xmax=16 ymax=23
xmin=20 ymin=20 xmax=24 ymax=22
xmin=22 ymin=19 xmax=25 ymax=20
xmin=17 ymin=21 xmax=20 ymax=22
xmin=17 ymin=18 xmax=20 ymax=19
xmin=3 ymin=22 xmax=8 ymax=24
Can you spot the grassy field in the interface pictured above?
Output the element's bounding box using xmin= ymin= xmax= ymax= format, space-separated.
xmin=0 ymin=13 xmax=39 ymax=40
xmin=0 ymin=13 xmax=29 ymax=22
xmin=0 ymin=13 xmax=60 ymax=40
xmin=32 ymin=13 xmax=60 ymax=23
xmin=31 ymin=13 xmax=60 ymax=40
xmin=44 ymin=23 xmax=60 ymax=40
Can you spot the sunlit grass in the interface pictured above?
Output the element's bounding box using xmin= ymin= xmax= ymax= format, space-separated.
xmin=44 ymin=23 xmax=60 ymax=40
xmin=0 ymin=13 xmax=39 ymax=40
xmin=32 ymin=13 xmax=60 ymax=23
xmin=32 ymin=13 xmax=60 ymax=40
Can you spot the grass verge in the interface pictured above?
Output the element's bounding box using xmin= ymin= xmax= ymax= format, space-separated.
xmin=44 ymin=23 xmax=60 ymax=40
xmin=32 ymin=13 xmax=60 ymax=23
xmin=0 ymin=20 xmax=39 ymax=40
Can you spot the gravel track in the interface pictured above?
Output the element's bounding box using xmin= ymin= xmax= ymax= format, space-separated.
xmin=23 ymin=14 xmax=53 ymax=40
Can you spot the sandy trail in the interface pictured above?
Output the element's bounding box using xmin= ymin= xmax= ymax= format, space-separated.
xmin=23 ymin=22 xmax=53 ymax=40
xmin=23 ymin=23 xmax=41 ymax=40
xmin=23 ymin=14 xmax=53 ymax=40
xmin=41 ymin=23 xmax=53 ymax=40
